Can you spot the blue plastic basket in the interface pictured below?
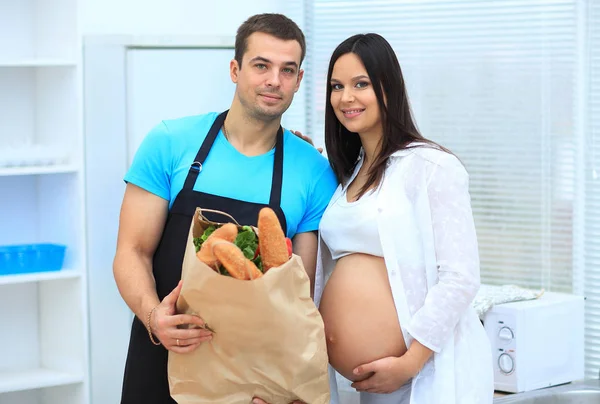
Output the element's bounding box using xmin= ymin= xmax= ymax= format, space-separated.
xmin=0 ymin=244 xmax=66 ymax=275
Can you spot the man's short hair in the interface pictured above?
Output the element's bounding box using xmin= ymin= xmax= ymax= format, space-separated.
xmin=235 ymin=13 xmax=306 ymax=68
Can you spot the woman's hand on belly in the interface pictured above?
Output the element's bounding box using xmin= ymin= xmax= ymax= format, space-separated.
xmin=350 ymin=354 xmax=418 ymax=394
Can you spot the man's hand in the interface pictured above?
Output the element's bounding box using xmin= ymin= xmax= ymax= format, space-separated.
xmin=151 ymin=280 xmax=213 ymax=353
xmin=290 ymin=130 xmax=323 ymax=154
xmin=252 ymin=398 xmax=304 ymax=404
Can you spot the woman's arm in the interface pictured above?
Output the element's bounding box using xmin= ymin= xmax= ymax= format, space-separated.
xmin=406 ymin=152 xmax=481 ymax=353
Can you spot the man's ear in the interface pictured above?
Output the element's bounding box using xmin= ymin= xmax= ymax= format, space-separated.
xmin=230 ymin=59 xmax=240 ymax=83
xmin=295 ymin=68 xmax=304 ymax=92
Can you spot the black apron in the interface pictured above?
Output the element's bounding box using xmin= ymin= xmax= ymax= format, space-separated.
xmin=120 ymin=110 xmax=287 ymax=403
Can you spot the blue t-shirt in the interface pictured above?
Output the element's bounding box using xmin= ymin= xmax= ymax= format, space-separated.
xmin=124 ymin=112 xmax=338 ymax=238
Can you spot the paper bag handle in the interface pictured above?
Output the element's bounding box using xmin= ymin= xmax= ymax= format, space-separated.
xmin=198 ymin=208 xmax=241 ymax=226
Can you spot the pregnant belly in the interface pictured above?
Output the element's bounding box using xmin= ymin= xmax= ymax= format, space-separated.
xmin=319 ymin=253 xmax=407 ymax=382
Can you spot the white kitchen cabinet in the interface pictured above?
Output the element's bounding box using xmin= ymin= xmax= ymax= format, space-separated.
xmin=0 ymin=0 xmax=89 ymax=402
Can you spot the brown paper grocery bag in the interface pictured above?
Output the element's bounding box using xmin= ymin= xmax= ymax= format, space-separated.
xmin=167 ymin=209 xmax=331 ymax=404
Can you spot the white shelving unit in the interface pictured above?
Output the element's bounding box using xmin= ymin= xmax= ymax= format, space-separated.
xmin=0 ymin=0 xmax=89 ymax=403
xmin=0 ymin=269 xmax=82 ymax=286
xmin=0 ymin=165 xmax=80 ymax=177
xmin=0 ymin=60 xmax=78 ymax=68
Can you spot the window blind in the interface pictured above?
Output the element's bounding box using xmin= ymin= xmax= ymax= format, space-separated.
xmin=583 ymin=0 xmax=600 ymax=379
xmin=278 ymin=2 xmax=309 ymax=134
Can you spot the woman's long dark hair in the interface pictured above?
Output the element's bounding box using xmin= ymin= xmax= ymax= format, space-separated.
xmin=325 ymin=33 xmax=447 ymax=198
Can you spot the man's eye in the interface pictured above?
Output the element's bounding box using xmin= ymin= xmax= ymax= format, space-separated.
xmin=283 ymin=68 xmax=295 ymax=74
xmin=256 ymin=64 xmax=267 ymax=69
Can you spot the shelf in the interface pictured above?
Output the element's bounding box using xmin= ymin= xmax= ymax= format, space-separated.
xmin=0 ymin=59 xmax=77 ymax=68
xmin=0 ymin=368 xmax=83 ymax=394
xmin=0 ymin=270 xmax=81 ymax=286
xmin=0 ymin=164 xmax=78 ymax=177
xmin=0 ymin=0 xmax=87 ymax=401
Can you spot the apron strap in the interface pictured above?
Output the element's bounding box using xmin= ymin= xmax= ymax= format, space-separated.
xmin=269 ymin=127 xmax=284 ymax=207
xmin=182 ymin=110 xmax=228 ymax=191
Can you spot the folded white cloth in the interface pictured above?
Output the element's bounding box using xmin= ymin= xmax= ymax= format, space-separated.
xmin=473 ymin=284 xmax=544 ymax=320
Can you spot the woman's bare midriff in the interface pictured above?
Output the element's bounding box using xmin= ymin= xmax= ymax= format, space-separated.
xmin=319 ymin=253 xmax=407 ymax=382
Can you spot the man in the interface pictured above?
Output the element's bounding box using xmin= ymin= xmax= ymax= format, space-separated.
xmin=113 ymin=13 xmax=337 ymax=404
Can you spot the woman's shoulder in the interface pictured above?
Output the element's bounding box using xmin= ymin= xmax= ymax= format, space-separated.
xmin=390 ymin=142 xmax=465 ymax=172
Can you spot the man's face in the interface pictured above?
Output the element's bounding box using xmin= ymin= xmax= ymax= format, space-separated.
xmin=231 ymin=32 xmax=304 ymax=121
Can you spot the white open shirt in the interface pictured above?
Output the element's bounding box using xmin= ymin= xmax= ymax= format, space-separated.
xmin=314 ymin=145 xmax=494 ymax=404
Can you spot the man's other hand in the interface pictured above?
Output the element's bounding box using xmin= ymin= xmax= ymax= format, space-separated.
xmin=291 ymin=130 xmax=323 ymax=154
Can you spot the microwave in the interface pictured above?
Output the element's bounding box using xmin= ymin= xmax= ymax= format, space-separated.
xmin=482 ymin=291 xmax=585 ymax=393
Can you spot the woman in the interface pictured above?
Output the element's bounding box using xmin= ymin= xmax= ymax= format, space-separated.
xmin=313 ymin=33 xmax=494 ymax=404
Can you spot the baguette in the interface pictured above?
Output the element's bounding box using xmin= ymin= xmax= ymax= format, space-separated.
xmin=196 ymin=223 xmax=238 ymax=268
xmin=212 ymin=241 xmax=263 ymax=280
xmin=258 ymin=207 xmax=289 ymax=272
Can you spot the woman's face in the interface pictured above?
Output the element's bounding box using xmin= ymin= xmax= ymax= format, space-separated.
xmin=330 ymin=53 xmax=382 ymax=138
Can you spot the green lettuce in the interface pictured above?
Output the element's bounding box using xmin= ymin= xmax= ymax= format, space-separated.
xmin=234 ymin=226 xmax=262 ymax=271
xmin=193 ymin=225 xmax=216 ymax=252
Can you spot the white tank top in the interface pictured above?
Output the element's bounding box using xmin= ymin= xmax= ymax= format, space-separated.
xmin=320 ymin=187 xmax=384 ymax=260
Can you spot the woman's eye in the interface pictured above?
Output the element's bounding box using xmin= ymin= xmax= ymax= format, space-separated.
xmin=356 ymin=81 xmax=369 ymax=89
xmin=331 ymin=84 xmax=343 ymax=91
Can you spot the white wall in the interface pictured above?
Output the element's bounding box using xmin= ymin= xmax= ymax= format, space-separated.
xmin=80 ymin=0 xmax=289 ymax=35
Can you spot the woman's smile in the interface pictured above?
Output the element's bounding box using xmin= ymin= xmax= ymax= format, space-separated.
xmin=341 ymin=108 xmax=366 ymax=118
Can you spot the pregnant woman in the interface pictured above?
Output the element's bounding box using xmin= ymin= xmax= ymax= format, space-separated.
xmin=314 ymin=33 xmax=494 ymax=404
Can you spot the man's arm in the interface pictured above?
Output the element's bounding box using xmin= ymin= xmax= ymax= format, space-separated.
xmin=113 ymin=183 xmax=167 ymax=322
xmin=292 ymin=231 xmax=318 ymax=298
xmin=113 ymin=183 xmax=210 ymax=352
